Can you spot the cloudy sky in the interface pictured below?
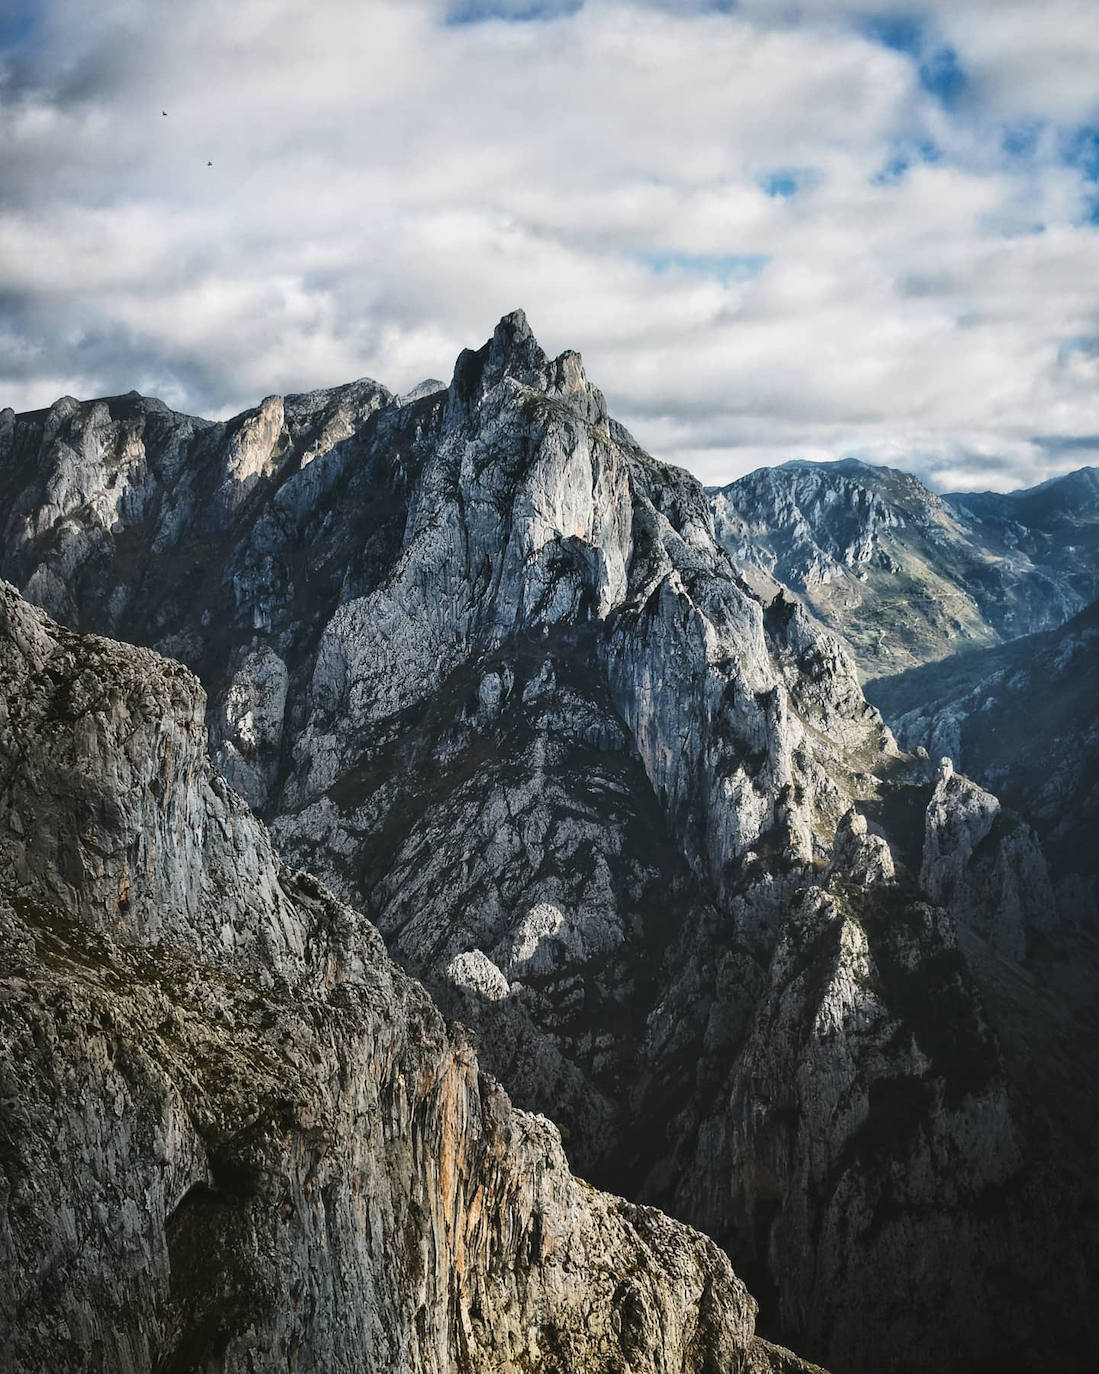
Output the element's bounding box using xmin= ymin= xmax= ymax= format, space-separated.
xmin=2 ymin=0 xmax=1098 ymax=490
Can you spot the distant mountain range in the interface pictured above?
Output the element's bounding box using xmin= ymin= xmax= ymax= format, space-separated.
xmin=710 ymin=457 xmax=1099 ymax=682
xmin=709 ymin=453 xmax=1099 ymax=934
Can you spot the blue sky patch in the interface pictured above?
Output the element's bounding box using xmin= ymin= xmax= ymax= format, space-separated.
xmin=918 ymin=45 xmax=966 ymax=107
xmin=1064 ymin=125 xmax=1099 ymax=180
xmin=0 ymin=0 xmax=37 ymax=53
xmin=764 ymin=173 xmax=799 ymax=198
xmin=1002 ymin=122 xmax=1042 ymax=160
xmin=873 ymin=139 xmax=941 ymax=185
xmin=861 ymin=11 xmax=924 ymax=55
xmin=445 ymin=0 xmax=582 ymax=24
xmin=861 ymin=12 xmax=967 ymax=108
xmin=638 ymin=251 xmax=769 ymax=283
xmin=760 ymin=169 xmax=818 ymax=199
xmin=1058 ymin=125 xmax=1099 ymax=222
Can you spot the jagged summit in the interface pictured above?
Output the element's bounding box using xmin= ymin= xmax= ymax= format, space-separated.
xmin=450 ymin=307 xmax=546 ymax=401
xmin=446 ymin=309 xmax=608 ymax=427
xmin=493 ymin=304 xmax=538 ymax=350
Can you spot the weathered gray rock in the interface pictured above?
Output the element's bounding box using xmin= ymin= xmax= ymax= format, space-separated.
xmin=880 ymin=597 xmax=1099 ymax=932
xmin=0 ymin=581 xmax=805 ymax=1374
xmin=827 ymin=807 xmax=895 ymax=886
xmin=211 ymin=644 xmax=289 ymax=811
xmin=921 ymin=768 xmax=1054 ymax=961
xmin=2 ymin=316 xmax=1096 ymax=1373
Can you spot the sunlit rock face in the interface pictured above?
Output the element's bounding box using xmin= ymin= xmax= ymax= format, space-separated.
xmin=2 ymin=315 xmax=1097 ymax=1373
xmin=0 ymin=581 xmax=803 ymax=1374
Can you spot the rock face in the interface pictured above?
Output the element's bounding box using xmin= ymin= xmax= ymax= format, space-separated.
xmin=710 ymin=458 xmax=1099 ymax=682
xmin=920 ymin=767 xmax=1054 ymax=963
xmin=875 ymin=604 xmax=1099 ymax=1169
xmin=0 ymin=580 xmax=804 ymax=1374
xmin=0 ymin=313 xmax=892 ymax=1187
xmin=2 ymin=315 xmax=1097 ymax=1373
xmin=880 ymin=598 xmax=1099 ymax=917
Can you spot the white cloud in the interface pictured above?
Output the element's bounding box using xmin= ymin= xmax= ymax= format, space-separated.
xmin=0 ymin=0 xmax=1097 ymax=492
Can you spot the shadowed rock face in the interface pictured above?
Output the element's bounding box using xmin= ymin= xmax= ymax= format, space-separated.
xmin=875 ymin=604 xmax=1099 ymax=1179
xmin=0 ymin=580 xmax=805 ymax=1374
xmin=709 ymin=458 xmax=1099 ymax=683
xmin=2 ymin=315 xmax=1097 ymax=1373
xmin=880 ymin=599 xmax=1099 ymax=916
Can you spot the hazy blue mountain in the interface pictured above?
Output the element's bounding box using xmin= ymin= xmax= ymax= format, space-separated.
xmin=710 ymin=458 xmax=1099 ymax=682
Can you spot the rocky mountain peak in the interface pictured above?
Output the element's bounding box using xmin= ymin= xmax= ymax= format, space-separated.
xmin=449 ymin=306 xmax=547 ymax=403
xmin=400 ymin=377 xmax=448 ymax=404
xmin=2 ymin=318 xmax=1097 ymax=1373
xmin=447 ymin=308 xmax=607 ymax=427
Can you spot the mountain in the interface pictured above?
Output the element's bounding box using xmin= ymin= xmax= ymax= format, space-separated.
xmin=0 ymin=579 xmax=820 ymax=1374
xmin=945 ymin=466 xmax=1099 ymax=606
xmin=2 ymin=313 xmax=1096 ymax=1372
xmin=0 ymin=312 xmax=892 ymax=1183
xmin=878 ymin=596 xmax=1099 ymax=926
xmin=709 ymin=458 xmax=1099 ymax=682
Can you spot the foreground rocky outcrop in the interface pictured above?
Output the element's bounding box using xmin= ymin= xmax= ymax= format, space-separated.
xmin=0 ymin=580 xmax=817 ymax=1374
xmin=2 ymin=315 xmax=1097 ymax=1372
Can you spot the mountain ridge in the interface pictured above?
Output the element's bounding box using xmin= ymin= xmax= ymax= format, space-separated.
xmin=709 ymin=455 xmax=1099 ymax=682
xmin=2 ymin=312 xmax=1096 ymax=1372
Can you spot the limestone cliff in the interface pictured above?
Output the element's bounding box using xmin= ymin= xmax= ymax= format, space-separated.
xmin=2 ymin=316 xmax=1096 ymax=1373
xmin=0 ymin=580 xmax=810 ymax=1374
